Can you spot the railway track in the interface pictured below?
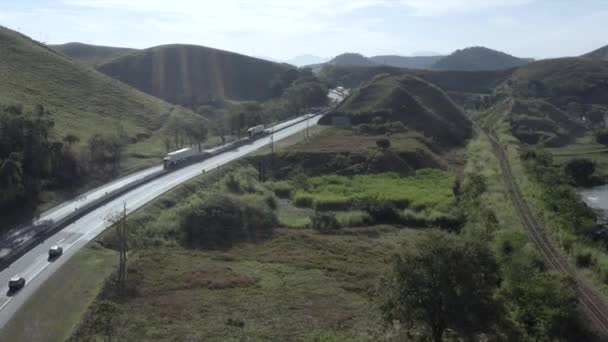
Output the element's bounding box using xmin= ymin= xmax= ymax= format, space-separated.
xmin=486 ymin=130 xmax=608 ymax=335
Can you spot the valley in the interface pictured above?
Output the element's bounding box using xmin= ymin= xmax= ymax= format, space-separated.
xmin=2 ymin=4 xmax=608 ymax=340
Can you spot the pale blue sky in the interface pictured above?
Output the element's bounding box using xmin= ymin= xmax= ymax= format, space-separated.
xmin=1 ymin=0 xmax=606 ymax=60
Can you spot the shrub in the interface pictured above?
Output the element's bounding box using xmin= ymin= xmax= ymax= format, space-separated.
xmin=364 ymin=200 xmax=400 ymax=224
xmin=265 ymin=194 xmax=278 ymax=210
xmin=376 ymin=138 xmax=391 ymax=150
xmin=575 ymin=250 xmax=595 ymax=268
xmin=428 ymin=211 xmax=465 ymax=232
xmin=180 ymin=194 xmax=276 ymax=248
xmin=272 ymin=181 xmax=292 ymax=199
xmin=564 ymin=158 xmax=595 ymax=185
xmin=310 ymin=211 xmax=340 ymax=233
xmin=294 ymin=193 xmax=314 ymax=208
xmin=336 ymin=211 xmax=372 ymax=227
xmin=314 ymin=197 xmax=351 ymax=211
xmin=224 ymin=174 xmax=242 ymax=193
xmin=595 ymin=129 xmax=608 ymax=145
xmin=400 ymin=209 xmax=427 ymax=227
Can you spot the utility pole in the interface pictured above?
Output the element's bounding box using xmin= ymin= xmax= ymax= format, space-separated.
xmin=116 ymin=202 xmax=127 ymax=294
xmin=270 ymin=126 xmax=274 ymax=154
xmin=306 ymin=116 xmax=310 ymax=139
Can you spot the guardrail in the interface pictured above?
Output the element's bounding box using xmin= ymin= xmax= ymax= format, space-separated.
xmin=0 ymin=169 xmax=168 ymax=271
xmin=0 ymin=107 xmax=338 ymax=272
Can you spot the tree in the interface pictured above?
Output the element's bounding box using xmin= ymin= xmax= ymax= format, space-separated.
xmin=89 ymin=300 xmax=123 ymax=342
xmin=376 ymin=138 xmax=391 ymax=150
xmin=595 ymin=129 xmax=608 ymax=145
xmin=62 ymin=133 xmax=80 ymax=148
xmin=381 ymin=231 xmax=501 ymax=341
xmin=564 ymin=158 xmax=595 ymax=185
xmin=500 ymin=262 xmax=587 ymax=340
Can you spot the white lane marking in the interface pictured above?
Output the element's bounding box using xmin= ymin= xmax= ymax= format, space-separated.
xmin=0 ymin=296 xmax=12 ymax=311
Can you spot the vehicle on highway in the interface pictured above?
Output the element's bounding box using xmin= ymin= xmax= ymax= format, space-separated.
xmin=163 ymin=147 xmax=197 ymax=169
xmin=247 ymin=125 xmax=266 ymax=138
xmin=49 ymin=245 xmax=63 ymax=258
xmin=8 ymin=276 xmax=25 ymax=292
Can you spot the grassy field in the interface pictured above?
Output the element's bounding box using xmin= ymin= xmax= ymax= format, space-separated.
xmin=291 ymin=170 xmax=456 ymax=212
xmin=75 ymin=227 xmax=418 ymax=341
xmin=0 ymin=245 xmax=117 ymax=341
xmin=548 ymin=134 xmax=608 ymax=180
xmin=59 ymin=161 xmax=436 ymax=341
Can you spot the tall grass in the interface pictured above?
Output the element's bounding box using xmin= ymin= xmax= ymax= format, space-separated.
xmin=291 ymin=169 xmax=456 ymax=212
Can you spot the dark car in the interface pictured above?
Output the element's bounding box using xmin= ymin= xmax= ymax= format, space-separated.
xmin=49 ymin=245 xmax=63 ymax=259
xmin=8 ymin=276 xmax=25 ymax=292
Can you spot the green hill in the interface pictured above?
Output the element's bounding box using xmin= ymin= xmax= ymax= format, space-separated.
xmin=507 ymin=99 xmax=586 ymax=147
xmin=0 ymin=25 xmax=198 ymax=153
xmin=50 ymin=42 xmax=137 ymax=67
xmin=321 ymin=74 xmax=472 ymax=147
xmin=327 ymin=53 xmax=375 ymax=67
xmin=432 ymin=46 xmax=531 ymax=71
xmin=503 ymin=57 xmax=608 ymax=124
xmin=583 ymin=44 xmax=608 ymax=60
xmin=97 ymin=44 xmax=298 ymax=106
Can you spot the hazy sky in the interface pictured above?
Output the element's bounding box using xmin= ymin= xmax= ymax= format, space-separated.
xmin=1 ymin=0 xmax=607 ymax=60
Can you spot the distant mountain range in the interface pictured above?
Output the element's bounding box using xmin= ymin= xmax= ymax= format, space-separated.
xmin=432 ymin=46 xmax=532 ymax=71
xmin=313 ymin=47 xmax=533 ymax=71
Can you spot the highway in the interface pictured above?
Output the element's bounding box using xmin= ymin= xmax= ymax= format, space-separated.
xmin=0 ymin=112 xmax=328 ymax=328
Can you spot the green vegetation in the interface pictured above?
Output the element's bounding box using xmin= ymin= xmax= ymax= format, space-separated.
xmin=460 ymin=128 xmax=593 ymax=340
xmin=505 ymin=57 xmax=608 ymax=118
xmin=290 ymin=170 xmax=455 ymax=212
xmin=50 ymin=42 xmax=137 ymax=67
xmin=0 ymin=25 xmax=198 ymax=146
xmin=98 ymin=43 xmax=300 ymax=106
xmin=321 ymin=74 xmax=472 ymax=147
xmin=0 ymin=105 xmax=83 ymax=226
xmin=432 ymin=46 xmax=530 ymax=71
xmin=381 ymin=231 xmax=501 ymax=342
xmin=70 ymin=162 xmax=432 ymax=341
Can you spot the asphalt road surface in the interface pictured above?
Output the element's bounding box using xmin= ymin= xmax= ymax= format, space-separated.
xmin=0 ymin=112 xmax=326 ymax=328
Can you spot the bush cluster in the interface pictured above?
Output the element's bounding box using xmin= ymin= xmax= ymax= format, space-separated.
xmin=180 ymin=194 xmax=277 ymax=248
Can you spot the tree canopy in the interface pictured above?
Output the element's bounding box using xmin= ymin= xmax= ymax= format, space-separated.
xmin=381 ymin=230 xmax=501 ymax=341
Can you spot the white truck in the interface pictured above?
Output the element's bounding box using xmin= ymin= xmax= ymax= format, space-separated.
xmin=163 ymin=147 xmax=196 ymax=169
xmin=247 ymin=125 xmax=266 ymax=138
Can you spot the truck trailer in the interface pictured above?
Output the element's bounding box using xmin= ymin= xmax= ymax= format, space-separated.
xmin=163 ymin=147 xmax=196 ymax=169
xmin=247 ymin=125 xmax=266 ymax=138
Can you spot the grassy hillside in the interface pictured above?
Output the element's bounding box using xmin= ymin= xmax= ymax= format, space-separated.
xmin=97 ymin=44 xmax=297 ymax=106
xmin=322 ymin=74 xmax=472 ymax=147
xmin=0 ymin=25 xmax=197 ymax=144
xmin=326 ymin=53 xmax=374 ymax=67
xmin=503 ymin=57 xmax=608 ymax=125
xmin=50 ymin=42 xmax=137 ymax=67
xmin=584 ymin=44 xmax=608 ymax=60
xmin=432 ymin=46 xmax=531 ymax=71
xmin=506 ymin=98 xmax=585 ymax=147
xmin=369 ymin=55 xmax=443 ymax=69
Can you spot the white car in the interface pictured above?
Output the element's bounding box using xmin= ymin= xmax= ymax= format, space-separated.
xmin=8 ymin=276 xmax=25 ymax=291
xmin=49 ymin=245 xmax=63 ymax=258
